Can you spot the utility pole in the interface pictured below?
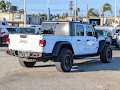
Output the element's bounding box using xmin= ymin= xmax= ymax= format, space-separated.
xmin=87 ymin=4 xmax=88 ymax=17
xmin=47 ymin=0 xmax=50 ymax=21
xmin=87 ymin=4 xmax=89 ymax=23
xmin=24 ymin=0 xmax=26 ymax=27
xmin=75 ymin=0 xmax=77 ymax=21
xmin=115 ymin=0 xmax=117 ymax=28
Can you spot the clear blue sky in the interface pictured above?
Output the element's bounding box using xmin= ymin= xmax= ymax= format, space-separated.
xmin=4 ymin=0 xmax=120 ymax=17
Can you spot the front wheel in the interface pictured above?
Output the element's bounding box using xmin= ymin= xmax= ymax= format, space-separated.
xmin=100 ymin=45 xmax=112 ymax=63
xmin=18 ymin=58 xmax=36 ymax=68
xmin=55 ymin=48 xmax=73 ymax=72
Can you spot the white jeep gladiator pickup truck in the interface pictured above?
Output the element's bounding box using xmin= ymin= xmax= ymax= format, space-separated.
xmin=6 ymin=21 xmax=112 ymax=72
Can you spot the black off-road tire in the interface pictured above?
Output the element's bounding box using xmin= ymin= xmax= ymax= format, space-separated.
xmin=100 ymin=45 xmax=112 ymax=63
xmin=55 ymin=48 xmax=73 ymax=72
xmin=18 ymin=58 xmax=36 ymax=67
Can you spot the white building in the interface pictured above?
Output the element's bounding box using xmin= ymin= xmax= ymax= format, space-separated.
xmin=0 ymin=12 xmax=44 ymax=27
xmin=26 ymin=15 xmax=44 ymax=25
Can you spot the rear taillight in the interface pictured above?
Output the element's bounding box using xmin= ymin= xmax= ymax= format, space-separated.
xmin=8 ymin=51 xmax=12 ymax=54
xmin=39 ymin=40 xmax=46 ymax=47
xmin=6 ymin=38 xmax=10 ymax=45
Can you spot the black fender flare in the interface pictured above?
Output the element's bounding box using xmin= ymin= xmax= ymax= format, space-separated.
xmin=52 ymin=41 xmax=73 ymax=57
xmin=98 ymin=40 xmax=110 ymax=53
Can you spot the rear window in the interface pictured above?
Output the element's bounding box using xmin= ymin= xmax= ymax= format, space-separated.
xmin=7 ymin=28 xmax=16 ymax=33
xmin=17 ymin=28 xmax=38 ymax=34
xmin=41 ymin=22 xmax=70 ymax=36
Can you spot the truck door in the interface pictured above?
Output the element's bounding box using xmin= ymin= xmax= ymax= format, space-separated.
xmin=85 ymin=25 xmax=99 ymax=54
xmin=72 ymin=24 xmax=86 ymax=55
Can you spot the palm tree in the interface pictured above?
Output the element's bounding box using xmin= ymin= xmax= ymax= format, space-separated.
xmin=62 ymin=12 xmax=68 ymax=19
xmin=0 ymin=0 xmax=6 ymax=12
xmin=73 ymin=8 xmax=80 ymax=16
xmin=6 ymin=1 xmax=11 ymax=12
xmin=19 ymin=9 xmax=24 ymax=14
xmin=87 ymin=8 xmax=99 ymax=17
xmin=102 ymin=3 xmax=112 ymax=25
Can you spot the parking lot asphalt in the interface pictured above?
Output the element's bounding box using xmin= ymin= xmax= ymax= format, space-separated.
xmin=0 ymin=46 xmax=120 ymax=90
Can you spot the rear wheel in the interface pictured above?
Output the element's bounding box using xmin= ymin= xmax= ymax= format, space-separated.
xmin=18 ymin=58 xmax=36 ymax=67
xmin=55 ymin=48 xmax=73 ymax=72
xmin=100 ymin=45 xmax=112 ymax=63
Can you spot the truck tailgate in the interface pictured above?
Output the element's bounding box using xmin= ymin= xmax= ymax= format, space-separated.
xmin=9 ymin=34 xmax=43 ymax=52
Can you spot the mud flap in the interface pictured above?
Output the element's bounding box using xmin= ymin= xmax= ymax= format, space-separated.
xmin=98 ymin=40 xmax=106 ymax=53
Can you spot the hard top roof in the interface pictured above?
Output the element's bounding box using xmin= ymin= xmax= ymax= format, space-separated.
xmin=43 ymin=21 xmax=92 ymax=25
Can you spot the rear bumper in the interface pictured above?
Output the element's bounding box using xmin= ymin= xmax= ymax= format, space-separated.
xmin=6 ymin=50 xmax=52 ymax=59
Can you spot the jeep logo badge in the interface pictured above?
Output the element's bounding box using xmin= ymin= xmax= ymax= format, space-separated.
xmin=19 ymin=40 xmax=28 ymax=44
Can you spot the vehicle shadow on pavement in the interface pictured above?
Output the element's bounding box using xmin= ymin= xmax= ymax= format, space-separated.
xmin=112 ymin=47 xmax=120 ymax=50
xmin=34 ymin=65 xmax=55 ymax=68
xmin=71 ymin=57 xmax=120 ymax=73
xmin=33 ymin=57 xmax=120 ymax=73
xmin=111 ymin=45 xmax=120 ymax=50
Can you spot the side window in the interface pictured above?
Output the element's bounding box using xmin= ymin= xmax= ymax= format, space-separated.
xmin=76 ymin=25 xmax=84 ymax=36
xmin=86 ymin=26 xmax=94 ymax=36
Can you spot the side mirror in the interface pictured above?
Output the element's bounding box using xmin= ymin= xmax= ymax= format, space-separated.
xmin=95 ymin=32 xmax=99 ymax=39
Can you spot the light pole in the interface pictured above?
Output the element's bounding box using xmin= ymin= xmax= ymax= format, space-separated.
xmin=24 ymin=0 xmax=26 ymax=27
xmin=115 ymin=0 xmax=117 ymax=28
xmin=75 ymin=0 xmax=77 ymax=21
xmin=47 ymin=0 xmax=50 ymax=21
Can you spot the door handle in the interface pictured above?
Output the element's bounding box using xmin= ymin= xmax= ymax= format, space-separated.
xmin=77 ymin=40 xmax=81 ymax=41
xmin=87 ymin=40 xmax=90 ymax=41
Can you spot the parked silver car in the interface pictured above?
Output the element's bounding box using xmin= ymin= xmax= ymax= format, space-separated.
xmin=95 ymin=26 xmax=120 ymax=45
xmin=95 ymin=29 xmax=110 ymax=43
xmin=112 ymin=29 xmax=120 ymax=44
xmin=116 ymin=32 xmax=120 ymax=48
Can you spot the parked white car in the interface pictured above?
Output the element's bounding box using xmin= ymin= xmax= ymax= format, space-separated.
xmin=6 ymin=21 xmax=112 ymax=72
